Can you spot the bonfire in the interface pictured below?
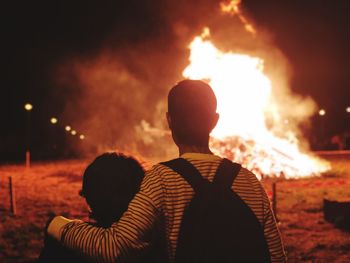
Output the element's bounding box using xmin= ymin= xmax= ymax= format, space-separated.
xmin=178 ymin=1 xmax=331 ymax=179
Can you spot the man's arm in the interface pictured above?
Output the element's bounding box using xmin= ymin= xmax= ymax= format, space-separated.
xmin=262 ymin=188 xmax=287 ymax=263
xmin=47 ymin=167 xmax=164 ymax=263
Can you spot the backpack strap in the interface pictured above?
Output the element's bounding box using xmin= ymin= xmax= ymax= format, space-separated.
xmin=160 ymin=158 xmax=210 ymax=192
xmin=213 ymin=158 xmax=241 ymax=189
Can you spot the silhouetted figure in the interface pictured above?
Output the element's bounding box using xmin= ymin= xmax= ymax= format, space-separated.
xmin=48 ymin=80 xmax=286 ymax=262
xmin=39 ymin=152 xmax=166 ymax=263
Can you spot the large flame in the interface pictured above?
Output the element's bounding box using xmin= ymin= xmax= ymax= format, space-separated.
xmin=183 ymin=29 xmax=330 ymax=178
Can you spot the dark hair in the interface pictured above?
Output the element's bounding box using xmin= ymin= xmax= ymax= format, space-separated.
xmin=168 ymin=79 xmax=217 ymax=146
xmin=80 ymin=152 xmax=145 ymax=227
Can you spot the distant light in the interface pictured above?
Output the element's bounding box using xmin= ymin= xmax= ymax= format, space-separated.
xmin=50 ymin=117 xmax=58 ymax=124
xmin=346 ymin=107 xmax=350 ymax=113
xmin=71 ymin=130 xmax=77 ymax=136
xmin=318 ymin=109 xmax=326 ymax=116
xmin=24 ymin=103 xmax=33 ymax=111
xmin=65 ymin=125 xmax=71 ymax=131
xmin=79 ymin=134 xmax=85 ymax=140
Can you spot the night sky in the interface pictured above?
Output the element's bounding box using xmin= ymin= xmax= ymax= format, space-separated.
xmin=1 ymin=0 xmax=350 ymax=161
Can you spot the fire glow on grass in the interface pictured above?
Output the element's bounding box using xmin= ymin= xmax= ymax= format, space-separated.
xmin=183 ymin=29 xmax=330 ymax=178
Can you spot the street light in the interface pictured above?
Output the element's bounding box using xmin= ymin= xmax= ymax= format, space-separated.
xmin=50 ymin=117 xmax=58 ymax=124
xmin=318 ymin=109 xmax=326 ymax=116
xmin=24 ymin=103 xmax=33 ymax=111
xmin=79 ymin=134 xmax=85 ymax=140
xmin=24 ymin=103 xmax=33 ymax=168
xmin=71 ymin=130 xmax=77 ymax=136
xmin=65 ymin=125 xmax=71 ymax=131
xmin=346 ymin=107 xmax=350 ymax=113
xmin=49 ymin=117 xmax=59 ymax=154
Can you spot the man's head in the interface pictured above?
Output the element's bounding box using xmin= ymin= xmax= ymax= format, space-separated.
xmin=167 ymin=79 xmax=219 ymax=147
xmin=80 ymin=152 xmax=144 ymax=227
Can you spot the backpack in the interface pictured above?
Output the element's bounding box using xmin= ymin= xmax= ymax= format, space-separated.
xmin=161 ymin=158 xmax=271 ymax=263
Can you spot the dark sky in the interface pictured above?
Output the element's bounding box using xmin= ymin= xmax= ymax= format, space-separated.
xmin=244 ymin=0 xmax=350 ymax=108
xmin=1 ymin=0 xmax=350 ymax=159
xmin=244 ymin=0 xmax=350 ymax=145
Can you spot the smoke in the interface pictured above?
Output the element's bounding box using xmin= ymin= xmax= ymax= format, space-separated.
xmin=53 ymin=0 xmax=318 ymax=160
xmin=57 ymin=49 xmax=178 ymax=159
xmin=53 ymin=0 xmax=222 ymax=159
xmin=258 ymin=43 xmax=317 ymax=149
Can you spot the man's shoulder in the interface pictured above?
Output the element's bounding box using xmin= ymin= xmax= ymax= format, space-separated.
xmin=234 ymin=167 xmax=266 ymax=198
xmin=153 ymin=155 xmax=222 ymax=170
xmin=145 ymin=160 xmax=177 ymax=178
xmin=146 ymin=156 xmax=215 ymax=178
xmin=237 ymin=166 xmax=260 ymax=180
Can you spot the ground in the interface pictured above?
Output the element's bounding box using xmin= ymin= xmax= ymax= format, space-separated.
xmin=0 ymin=154 xmax=349 ymax=262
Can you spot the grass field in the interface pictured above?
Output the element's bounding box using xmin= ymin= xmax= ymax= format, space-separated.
xmin=0 ymin=154 xmax=349 ymax=262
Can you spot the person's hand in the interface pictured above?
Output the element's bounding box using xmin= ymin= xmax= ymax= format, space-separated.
xmin=47 ymin=215 xmax=73 ymax=241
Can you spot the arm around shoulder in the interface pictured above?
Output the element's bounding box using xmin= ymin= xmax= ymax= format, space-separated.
xmin=47 ymin=167 xmax=164 ymax=263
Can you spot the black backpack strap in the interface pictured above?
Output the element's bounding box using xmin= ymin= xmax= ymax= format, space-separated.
xmin=160 ymin=158 xmax=210 ymax=192
xmin=213 ymin=158 xmax=241 ymax=189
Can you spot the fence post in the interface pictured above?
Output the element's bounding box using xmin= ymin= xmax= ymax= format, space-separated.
xmin=9 ymin=176 xmax=17 ymax=215
xmin=272 ymin=181 xmax=278 ymax=222
xmin=26 ymin=150 xmax=30 ymax=169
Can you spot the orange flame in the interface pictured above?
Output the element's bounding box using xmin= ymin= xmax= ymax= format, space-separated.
xmin=183 ymin=29 xmax=330 ymax=178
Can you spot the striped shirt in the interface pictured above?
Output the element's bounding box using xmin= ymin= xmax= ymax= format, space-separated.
xmin=60 ymin=153 xmax=286 ymax=262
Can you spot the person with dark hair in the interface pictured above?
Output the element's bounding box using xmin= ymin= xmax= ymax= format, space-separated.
xmin=47 ymin=79 xmax=286 ymax=262
xmin=80 ymin=152 xmax=145 ymax=228
xmin=39 ymin=152 xmax=166 ymax=263
xmin=167 ymin=79 xmax=218 ymax=147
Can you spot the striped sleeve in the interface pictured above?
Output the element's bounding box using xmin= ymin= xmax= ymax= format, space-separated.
xmin=261 ymin=186 xmax=287 ymax=263
xmin=60 ymin=167 xmax=163 ymax=263
xmin=233 ymin=168 xmax=287 ymax=262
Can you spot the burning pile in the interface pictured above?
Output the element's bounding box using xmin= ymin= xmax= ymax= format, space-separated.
xmin=183 ymin=29 xmax=330 ymax=179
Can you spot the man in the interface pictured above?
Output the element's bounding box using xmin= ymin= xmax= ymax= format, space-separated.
xmin=48 ymin=80 xmax=286 ymax=262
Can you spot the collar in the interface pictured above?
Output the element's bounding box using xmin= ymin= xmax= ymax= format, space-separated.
xmin=180 ymin=152 xmax=221 ymax=161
